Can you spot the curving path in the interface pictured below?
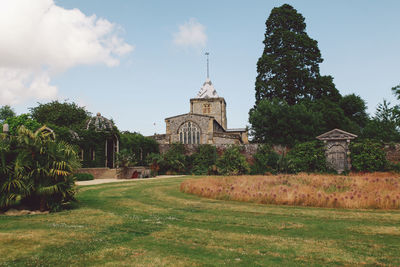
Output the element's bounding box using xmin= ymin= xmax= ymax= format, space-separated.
xmin=75 ymin=175 xmax=184 ymax=186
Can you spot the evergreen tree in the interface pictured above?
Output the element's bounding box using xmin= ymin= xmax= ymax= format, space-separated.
xmin=255 ymin=4 xmax=340 ymax=105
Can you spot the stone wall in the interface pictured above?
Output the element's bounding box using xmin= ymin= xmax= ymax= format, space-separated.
xmin=384 ymin=144 xmax=400 ymax=163
xmin=158 ymin=143 xmax=288 ymax=163
xmin=75 ymin=168 xmax=113 ymax=179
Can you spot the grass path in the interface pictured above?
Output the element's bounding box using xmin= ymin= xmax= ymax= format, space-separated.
xmin=1 ymin=176 xmax=400 ymax=266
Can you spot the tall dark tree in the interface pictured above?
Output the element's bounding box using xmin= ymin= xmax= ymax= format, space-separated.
xmin=255 ymin=4 xmax=340 ymax=105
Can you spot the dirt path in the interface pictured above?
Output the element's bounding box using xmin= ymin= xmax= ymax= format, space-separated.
xmin=75 ymin=175 xmax=185 ymax=186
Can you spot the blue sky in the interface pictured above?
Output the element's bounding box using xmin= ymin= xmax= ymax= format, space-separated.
xmin=2 ymin=0 xmax=400 ymax=135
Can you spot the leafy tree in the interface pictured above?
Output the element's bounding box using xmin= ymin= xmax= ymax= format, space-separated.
xmin=30 ymin=101 xmax=90 ymax=130
xmin=307 ymin=98 xmax=360 ymax=135
xmin=216 ymin=146 xmax=250 ymax=175
xmin=2 ymin=114 xmax=41 ymax=135
xmin=0 ymin=105 xmax=16 ymax=122
xmin=339 ymin=94 xmax=369 ymax=128
xmin=255 ymin=4 xmax=340 ymax=105
xmin=249 ymin=99 xmax=322 ymax=146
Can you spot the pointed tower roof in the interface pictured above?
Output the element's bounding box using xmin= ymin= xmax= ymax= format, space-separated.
xmin=196 ymin=78 xmax=219 ymax=98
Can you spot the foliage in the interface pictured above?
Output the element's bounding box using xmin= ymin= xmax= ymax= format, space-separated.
xmin=249 ymin=97 xmax=365 ymax=146
xmin=119 ymin=131 xmax=159 ymax=166
xmin=0 ymin=105 xmax=16 ymax=123
xmin=0 ymin=126 xmax=81 ymax=211
xmin=116 ymin=149 xmax=137 ymax=177
xmin=216 ymin=145 xmax=250 ymax=175
xmin=250 ymin=144 xmax=279 ymax=174
xmin=2 ymin=114 xmax=41 ymax=135
xmin=361 ymin=100 xmax=400 ymax=142
xmin=74 ymin=173 xmax=94 ymax=181
xmin=192 ymin=145 xmax=217 ymax=175
xmin=350 ymin=140 xmax=387 ymax=172
xmin=147 ymin=143 xmax=186 ymax=175
xmin=339 ymin=94 xmax=369 ymax=128
xmin=30 ymin=100 xmax=90 ymax=130
xmin=255 ymin=4 xmax=340 ymax=105
xmin=249 ymin=99 xmax=322 ymax=146
xmin=392 ymin=84 xmax=400 ymax=100
xmin=286 ymin=141 xmax=328 ymax=173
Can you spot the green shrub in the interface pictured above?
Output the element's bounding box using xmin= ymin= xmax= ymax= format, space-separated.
xmin=74 ymin=173 xmax=94 ymax=181
xmin=250 ymin=144 xmax=280 ymax=174
xmin=119 ymin=131 xmax=159 ymax=166
xmin=350 ymin=140 xmax=387 ymax=172
xmin=217 ymin=145 xmax=250 ymax=175
xmin=286 ymin=141 xmax=328 ymax=173
xmin=192 ymin=145 xmax=217 ymax=175
xmin=147 ymin=144 xmax=186 ymax=174
xmin=1 ymin=126 xmax=80 ymax=212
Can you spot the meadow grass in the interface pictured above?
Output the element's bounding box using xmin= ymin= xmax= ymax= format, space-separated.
xmin=181 ymin=172 xmax=400 ymax=209
xmin=0 ymin=176 xmax=399 ymax=266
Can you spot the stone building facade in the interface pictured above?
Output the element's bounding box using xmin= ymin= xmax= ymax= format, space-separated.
xmin=154 ymin=78 xmax=248 ymax=145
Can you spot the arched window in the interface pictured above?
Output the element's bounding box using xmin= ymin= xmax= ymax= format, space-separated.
xmin=179 ymin=121 xmax=201 ymax=144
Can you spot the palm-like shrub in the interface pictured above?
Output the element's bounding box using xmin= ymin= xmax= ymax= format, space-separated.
xmin=0 ymin=126 xmax=81 ymax=211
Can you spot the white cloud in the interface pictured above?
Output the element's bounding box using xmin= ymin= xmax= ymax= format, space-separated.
xmin=0 ymin=0 xmax=133 ymax=105
xmin=173 ymin=18 xmax=207 ymax=49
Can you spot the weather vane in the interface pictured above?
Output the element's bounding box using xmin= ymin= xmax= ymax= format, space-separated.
xmin=205 ymin=52 xmax=210 ymax=79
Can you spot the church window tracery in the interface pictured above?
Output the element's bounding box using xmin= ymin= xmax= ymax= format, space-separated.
xmin=179 ymin=121 xmax=201 ymax=144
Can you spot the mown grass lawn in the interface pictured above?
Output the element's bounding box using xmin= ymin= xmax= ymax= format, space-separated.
xmin=1 ymin=176 xmax=400 ymax=266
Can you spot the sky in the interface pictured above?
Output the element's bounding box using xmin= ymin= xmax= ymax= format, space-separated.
xmin=1 ymin=0 xmax=399 ymax=136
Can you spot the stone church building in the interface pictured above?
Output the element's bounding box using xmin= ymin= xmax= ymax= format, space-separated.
xmin=153 ymin=78 xmax=248 ymax=145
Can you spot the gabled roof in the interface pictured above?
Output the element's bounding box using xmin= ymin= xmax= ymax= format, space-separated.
xmin=165 ymin=112 xmax=214 ymax=120
xmin=196 ymin=78 xmax=219 ymax=98
xmin=316 ymin=128 xmax=358 ymax=141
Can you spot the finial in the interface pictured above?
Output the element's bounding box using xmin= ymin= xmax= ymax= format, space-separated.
xmin=205 ymin=52 xmax=210 ymax=79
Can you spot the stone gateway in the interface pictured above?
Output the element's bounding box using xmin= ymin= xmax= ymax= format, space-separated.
xmin=316 ymin=129 xmax=357 ymax=173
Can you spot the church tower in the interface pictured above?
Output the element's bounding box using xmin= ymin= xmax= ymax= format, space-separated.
xmin=190 ymin=78 xmax=227 ymax=129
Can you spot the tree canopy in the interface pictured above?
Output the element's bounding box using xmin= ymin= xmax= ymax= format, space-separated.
xmin=255 ymin=4 xmax=340 ymax=105
xmin=30 ymin=101 xmax=90 ymax=130
xmin=0 ymin=105 xmax=16 ymax=123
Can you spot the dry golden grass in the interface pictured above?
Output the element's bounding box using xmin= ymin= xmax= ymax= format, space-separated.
xmin=180 ymin=172 xmax=400 ymax=209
